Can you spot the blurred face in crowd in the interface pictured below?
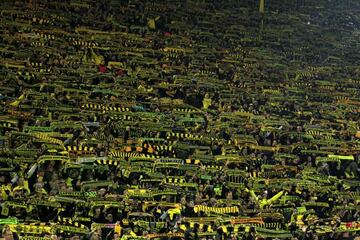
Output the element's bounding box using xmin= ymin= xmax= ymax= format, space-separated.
xmin=105 ymin=213 xmax=114 ymax=223
xmin=50 ymin=235 xmax=58 ymax=240
xmin=94 ymin=208 xmax=101 ymax=217
xmin=2 ymin=226 xmax=14 ymax=240
xmin=98 ymin=188 xmax=107 ymax=196
xmin=90 ymin=232 xmax=101 ymax=240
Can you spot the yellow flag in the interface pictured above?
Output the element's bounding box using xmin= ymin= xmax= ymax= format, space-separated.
xmin=259 ymin=0 xmax=265 ymax=13
xmin=148 ymin=16 xmax=160 ymax=30
xmin=9 ymin=93 xmax=26 ymax=107
xmin=148 ymin=18 xmax=156 ymax=30
xmin=114 ymin=224 xmax=121 ymax=234
xmin=90 ymin=49 xmax=104 ymax=65
xmin=203 ymin=94 xmax=212 ymax=109
xmin=355 ymin=131 xmax=360 ymax=138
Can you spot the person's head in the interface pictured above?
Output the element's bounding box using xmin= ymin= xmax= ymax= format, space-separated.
xmin=34 ymin=182 xmax=44 ymax=193
xmin=37 ymin=170 xmax=45 ymax=178
xmin=193 ymin=223 xmax=199 ymax=230
xmin=262 ymin=190 xmax=268 ymax=198
xmin=94 ymin=208 xmax=101 ymax=217
xmin=58 ymin=180 xmax=67 ymax=191
xmin=113 ymin=233 xmax=120 ymax=240
xmin=105 ymin=213 xmax=114 ymax=223
xmin=2 ymin=225 xmax=14 ymax=240
xmin=13 ymin=185 xmax=24 ymax=197
xmin=90 ymin=232 xmax=101 ymax=240
xmin=70 ymin=235 xmax=80 ymax=240
xmin=86 ymin=170 xmax=94 ymax=180
xmin=17 ymin=177 xmax=24 ymax=186
xmin=2 ymin=225 xmax=10 ymax=233
xmin=227 ymin=191 xmax=233 ymax=200
xmin=180 ymin=196 xmax=186 ymax=205
xmin=98 ymin=188 xmax=107 ymax=196
xmin=51 ymin=173 xmax=59 ymax=181
xmin=50 ymin=234 xmax=58 ymax=240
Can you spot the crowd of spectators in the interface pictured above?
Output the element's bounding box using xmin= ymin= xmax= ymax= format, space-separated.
xmin=0 ymin=0 xmax=359 ymax=239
